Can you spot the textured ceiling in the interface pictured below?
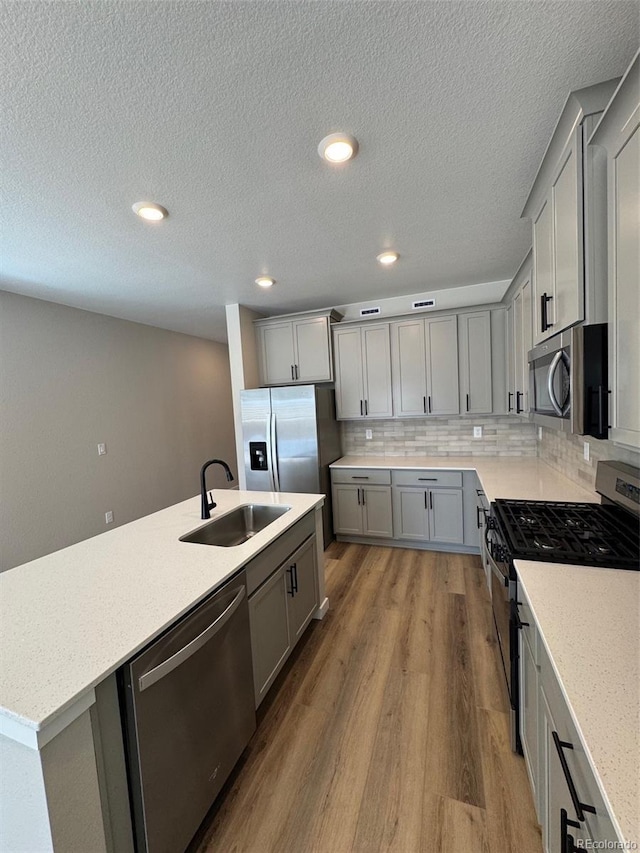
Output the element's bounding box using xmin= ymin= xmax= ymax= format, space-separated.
xmin=1 ymin=1 xmax=638 ymax=342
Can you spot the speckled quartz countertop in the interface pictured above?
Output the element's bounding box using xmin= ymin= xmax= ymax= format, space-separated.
xmin=330 ymin=455 xmax=597 ymax=502
xmin=516 ymin=561 xmax=640 ymax=845
xmin=0 ymin=490 xmax=323 ymax=737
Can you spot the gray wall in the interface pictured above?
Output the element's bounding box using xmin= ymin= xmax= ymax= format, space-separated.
xmin=0 ymin=292 xmax=236 ymax=572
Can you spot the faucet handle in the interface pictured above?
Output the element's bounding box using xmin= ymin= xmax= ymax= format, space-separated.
xmin=208 ymin=490 xmax=215 ymax=508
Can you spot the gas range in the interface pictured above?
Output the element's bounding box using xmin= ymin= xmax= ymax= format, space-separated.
xmin=491 ymin=498 xmax=639 ymax=571
xmin=485 ymin=460 xmax=639 ymax=755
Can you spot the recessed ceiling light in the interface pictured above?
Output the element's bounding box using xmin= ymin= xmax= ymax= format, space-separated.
xmin=318 ymin=133 xmax=359 ymax=163
xmin=132 ymin=201 xmax=168 ymax=221
xmin=377 ymin=251 xmax=399 ymax=266
xmin=255 ymin=276 xmax=276 ymax=288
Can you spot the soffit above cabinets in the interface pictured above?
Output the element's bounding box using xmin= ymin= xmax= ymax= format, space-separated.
xmin=1 ymin=1 xmax=638 ymax=342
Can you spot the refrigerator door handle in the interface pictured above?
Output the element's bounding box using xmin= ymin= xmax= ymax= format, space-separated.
xmin=270 ymin=413 xmax=281 ymax=492
xmin=264 ymin=413 xmax=276 ymax=491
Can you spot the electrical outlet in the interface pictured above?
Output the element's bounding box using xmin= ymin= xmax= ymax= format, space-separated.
xmin=365 ymin=429 xmax=373 ymax=440
xmin=538 ymin=427 xmax=543 ymax=440
xmin=97 ymin=443 xmax=107 ymax=456
xmin=473 ymin=426 xmax=482 ymax=439
xmin=105 ymin=510 xmax=114 ymax=524
xmin=583 ymin=441 xmax=590 ymax=462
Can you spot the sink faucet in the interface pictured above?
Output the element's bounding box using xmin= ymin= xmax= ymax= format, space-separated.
xmin=200 ymin=459 xmax=234 ymax=519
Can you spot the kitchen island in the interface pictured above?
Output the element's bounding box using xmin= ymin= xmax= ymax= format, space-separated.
xmin=0 ymin=489 xmax=325 ymax=852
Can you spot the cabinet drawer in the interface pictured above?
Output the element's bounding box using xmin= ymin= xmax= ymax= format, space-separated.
xmin=331 ymin=468 xmax=391 ymax=485
xmin=245 ymin=512 xmax=316 ymax=595
xmin=391 ymin=469 xmax=463 ymax=488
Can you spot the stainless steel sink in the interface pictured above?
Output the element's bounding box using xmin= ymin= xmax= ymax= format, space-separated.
xmin=179 ymin=504 xmax=291 ymax=547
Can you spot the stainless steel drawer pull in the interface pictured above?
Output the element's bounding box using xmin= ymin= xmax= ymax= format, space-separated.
xmin=138 ymin=587 xmax=246 ymax=691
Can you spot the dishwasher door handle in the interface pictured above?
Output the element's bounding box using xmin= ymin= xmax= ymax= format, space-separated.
xmin=138 ymin=587 xmax=246 ymax=692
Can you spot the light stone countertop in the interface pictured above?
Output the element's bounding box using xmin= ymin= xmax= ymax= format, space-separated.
xmin=0 ymin=489 xmax=323 ymax=736
xmin=516 ymin=561 xmax=640 ymax=845
xmin=330 ymin=455 xmax=597 ymax=503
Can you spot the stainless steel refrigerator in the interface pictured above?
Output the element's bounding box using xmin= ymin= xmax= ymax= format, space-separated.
xmin=240 ymin=385 xmax=341 ymax=547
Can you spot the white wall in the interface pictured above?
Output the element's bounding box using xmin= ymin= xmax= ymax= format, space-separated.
xmin=0 ymin=292 xmax=236 ymax=572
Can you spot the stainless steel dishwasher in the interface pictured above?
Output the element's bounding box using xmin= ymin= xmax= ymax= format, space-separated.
xmin=121 ymin=571 xmax=256 ymax=853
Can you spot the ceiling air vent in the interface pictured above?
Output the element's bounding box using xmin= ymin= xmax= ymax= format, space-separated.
xmin=360 ymin=307 xmax=381 ymax=317
xmin=412 ymin=299 xmax=436 ymax=310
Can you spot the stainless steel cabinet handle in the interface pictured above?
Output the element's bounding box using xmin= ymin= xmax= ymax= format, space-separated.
xmin=138 ymin=587 xmax=246 ymax=691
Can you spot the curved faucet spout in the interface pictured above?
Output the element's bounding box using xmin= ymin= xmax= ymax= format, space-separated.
xmin=200 ymin=459 xmax=235 ymax=519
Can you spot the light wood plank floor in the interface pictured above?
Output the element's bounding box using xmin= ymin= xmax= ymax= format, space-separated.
xmin=191 ymin=544 xmax=542 ymax=853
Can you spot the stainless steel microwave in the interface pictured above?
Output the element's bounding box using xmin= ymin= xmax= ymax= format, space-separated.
xmin=528 ymin=324 xmax=608 ymax=438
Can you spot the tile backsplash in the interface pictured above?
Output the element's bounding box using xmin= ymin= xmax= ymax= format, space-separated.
xmin=341 ymin=416 xmax=537 ymax=457
xmin=537 ymin=428 xmax=640 ymax=491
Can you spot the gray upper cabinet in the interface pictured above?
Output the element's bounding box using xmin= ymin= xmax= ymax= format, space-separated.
xmin=458 ymin=311 xmax=492 ymax=414
xmin=255 ymin=309 xmax=341 ymax=386
xmin=333 ymin=323 xmax=393 ymax=419
xmin=590 ymin=55 xmax=640 ymax=450
xmin=506 ymin=252 xmax=533 ymax=416
xmin=522 ymin=79 xmax=619 ymax=345
xmin=391 ymin=316 xmax=459 ymax=417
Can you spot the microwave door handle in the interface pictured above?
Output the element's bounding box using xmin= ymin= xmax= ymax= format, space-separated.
xmin=547 ymin=351 xmax=565 ymax=417
xmin=270 ymin=412 xmax=281 ymax=492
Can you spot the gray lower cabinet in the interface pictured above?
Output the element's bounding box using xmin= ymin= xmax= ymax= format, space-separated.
xmin=392 ymin=486 xmax=464 ymax=545
xmin=331 ymin=482 xmax=393 ymax=538
xmin=518 ymin=583 xmax=622 ymax=853
xmin=287 ymin=536 xmax=318 ymax=642
xmin=248 ymin=564 xmax=292 ymax=707
xmin=247 ymin=515 xmax=319 ymax=708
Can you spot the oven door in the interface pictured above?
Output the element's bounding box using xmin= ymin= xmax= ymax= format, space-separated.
xmin=486 ymin=523 xmax=521 ymax=754
xmin=529 ymin=331 xmax=571 ymax=432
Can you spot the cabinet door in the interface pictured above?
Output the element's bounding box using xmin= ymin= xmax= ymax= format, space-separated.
xmin=333 ymin=327 xmax=365 ymax=419
xmin=362 ymin=324 xmax=393 ymax=418
xmin=519 ymin=627 xmax=539 ymax=812
xmin=259 ymin=321 xmax=296 ymax=385
xmin=459 ymin=311 xmax=492 ymax=414
xmin=361 ymin=486 xmax=393 ymax=538
xmin=533 ymin=197 xmax=555 ymax=344
xmin=293 ymin=317 xmax=332 ymax=382
xmin=521 ymin=277 xmax=532 ymax=412
xmin=287 ymin=537 xmax=318 ymax=642
xmin=552 ymin=134 xmax=582 ymax=333
xmin=611 ymin=123 xmax=640 ymax=448
xmin=428 ymin=488 xmax=464 ymax=544
xmin=331 ymin=484 xmax=363 ymax=535
xmin=506 ymin=302 xmax=515 ymax=414
xmin=513 ymin=290 xmax=525 ymax=414
xmin=425 ymin=315 xmax=460 ymax=415
xmin=392 ymin=487 xmax=429 ymax=541
xmin=390 ymin=320 xmax=428 ymax=416
xmin=248 ymin=566 xmax=291 ymax=707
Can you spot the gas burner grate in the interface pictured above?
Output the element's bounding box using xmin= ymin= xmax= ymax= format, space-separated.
xmin=492 ymin=500 xmax=640 ymax=570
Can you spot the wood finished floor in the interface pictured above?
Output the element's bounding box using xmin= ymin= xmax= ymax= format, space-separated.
xmin=192 ymin=543 xmax=542 ymax=853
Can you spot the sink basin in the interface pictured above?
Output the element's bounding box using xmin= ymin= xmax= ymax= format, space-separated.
xmin=179 ymin=504 xmax=291 ymax=547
